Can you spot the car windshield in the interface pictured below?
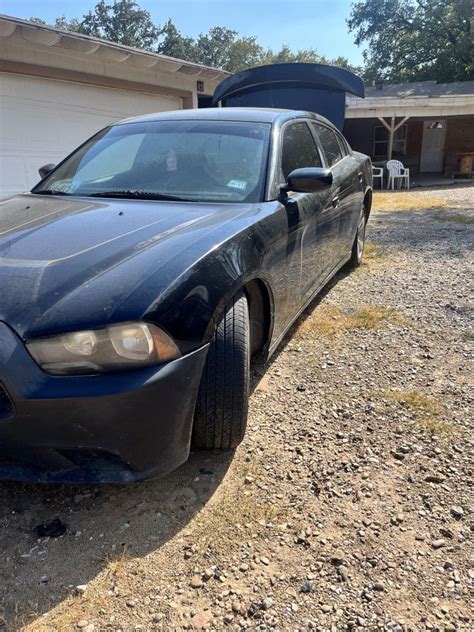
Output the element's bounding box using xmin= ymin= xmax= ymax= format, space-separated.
xmin=33 ymin=120 xmax=271 ymax=203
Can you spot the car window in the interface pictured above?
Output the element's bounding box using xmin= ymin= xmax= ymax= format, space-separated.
xmin=281 ymin=122 xmax=322 ymax=180
xmin=74 ymin=134 xmax=145 ymax=184
xmin=311 ymin=123 xmax=344 ymax=167
xmin=338 ymin=134 xmax=350 ymax=155
xmin=33 ymin=120 xmax=271 ymax=203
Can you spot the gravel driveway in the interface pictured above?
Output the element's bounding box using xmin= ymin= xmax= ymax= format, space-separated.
xmin=0 ymin=184 xmax=472 ymax=631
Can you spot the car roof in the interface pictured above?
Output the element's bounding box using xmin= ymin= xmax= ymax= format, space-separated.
xmin=117 ymin=107 xmax=332 ymax=127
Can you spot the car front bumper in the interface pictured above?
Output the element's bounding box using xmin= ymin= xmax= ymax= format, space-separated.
xmin=0 ymin=321 xmax=208 ymax=483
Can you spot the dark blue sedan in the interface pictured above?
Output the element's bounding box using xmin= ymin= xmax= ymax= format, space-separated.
xmin=0 ymin=107 xmax=372 ymax=482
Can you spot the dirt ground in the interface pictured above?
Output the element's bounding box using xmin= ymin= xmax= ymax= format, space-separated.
xmin=0 ymin=184 xmax=473 ymax=632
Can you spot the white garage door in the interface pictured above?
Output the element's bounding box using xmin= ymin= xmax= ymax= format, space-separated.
xmin=0 ymin=73 xmax=182 ymax=197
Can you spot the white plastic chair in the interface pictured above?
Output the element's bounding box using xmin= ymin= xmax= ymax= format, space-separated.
xmin=372 ymin=166 xmax=384 ymax=189
xmin=386 ymin=160 xmax=410 ymax=190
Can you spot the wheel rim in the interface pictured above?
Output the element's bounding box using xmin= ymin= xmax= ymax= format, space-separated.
xmin=356 ymin=213 xmax=366 ymax=262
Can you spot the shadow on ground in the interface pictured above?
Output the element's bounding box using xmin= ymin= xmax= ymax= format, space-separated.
xmin=0 ymin=259 xmax=357 ymax=629
xmin=0 ymin=450 xmax=235 ymax=628
xmin=0 ymin=272 xmax=351 ymax=630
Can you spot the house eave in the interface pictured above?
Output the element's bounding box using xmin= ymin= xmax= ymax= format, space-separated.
xmin=0 ymin=14 xmax=230 ymax=81
xmin=346 ymin=94 xmax=474 ymax=119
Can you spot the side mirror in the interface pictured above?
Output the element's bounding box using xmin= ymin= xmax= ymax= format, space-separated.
xmin=38 ymin=163 xmax=56 ymax=179
xmin=282 ymin=168 xmax=333 ymax=194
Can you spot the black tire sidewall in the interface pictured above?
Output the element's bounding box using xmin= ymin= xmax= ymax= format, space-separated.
xmin=192 ymin=291 xmax=250 ymax=450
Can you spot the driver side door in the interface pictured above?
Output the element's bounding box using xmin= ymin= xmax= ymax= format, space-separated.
xmin=280 ymin=120 xmax=340 ymax=303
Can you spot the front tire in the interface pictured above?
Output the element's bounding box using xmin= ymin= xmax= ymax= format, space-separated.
xmin=192 ymin=291 xmax=250 ymax=450
xmin=348 ymin=209 xmax=367 ymax=268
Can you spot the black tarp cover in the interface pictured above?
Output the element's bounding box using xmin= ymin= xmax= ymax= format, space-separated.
xmin=213 ymin=63 xmax=364 ymax=130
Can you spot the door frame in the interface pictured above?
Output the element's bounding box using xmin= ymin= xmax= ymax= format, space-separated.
xmin=420 ymin=119 xmax=447 ymax=173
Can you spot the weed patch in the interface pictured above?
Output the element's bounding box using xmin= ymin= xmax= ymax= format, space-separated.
xmin=358 ymin=242 xmax=391 ymax=273
xmin=374 ymin=389 xmax=453 ymax=437
xmin=373 ymin=192 xmax=447 ymax=212
xmin=433 ymin=211 xmax=474 ymax=225
xmin=298 ymin=304 xmax=406 ymax=338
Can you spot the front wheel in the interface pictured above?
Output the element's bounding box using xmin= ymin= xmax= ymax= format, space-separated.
xmin=192 ymin=291 xmax=250 ymax=450
xmin=348 ymin=209 xmax=367 ymax=268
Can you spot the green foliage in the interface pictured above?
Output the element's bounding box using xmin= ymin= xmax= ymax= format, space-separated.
xmin=260 ymin=45 xmax=360 ymax=73
xmin=157 ymin=19 xmax=196 ymax=60
xmin=53 ymin=15 xmax=83 ymax=33
xmin=28 ymin=15 xmax=82 ymax=31
xmin=27 ymin=17 xmax=48 ymax=25
xmin=157 ymin=23 xmax=264 ymax=71
xmin=348 ymin=0 xmax=473 ymax=82
xmin=194 ymin=27 xmax=264 ymax=71
xmin=28 ymin=0 xmax=358 ymax=74
xmin=80 ymin=0 xmax=160 ymax=48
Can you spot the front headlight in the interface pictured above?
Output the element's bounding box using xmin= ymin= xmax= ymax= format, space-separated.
xmin=26 ymin=322 xmax=181 ymax=375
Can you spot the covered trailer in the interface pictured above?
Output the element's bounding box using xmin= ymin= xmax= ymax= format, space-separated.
xmin=212 ymin=63 xmax=364 ymax=131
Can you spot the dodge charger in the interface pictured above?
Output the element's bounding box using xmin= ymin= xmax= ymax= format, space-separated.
xmin=0 ymin=107 xmax=372 ymax=482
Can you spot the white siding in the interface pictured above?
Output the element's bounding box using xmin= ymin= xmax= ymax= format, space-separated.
xmin=0 ymin=73 xmax=182 ymax=196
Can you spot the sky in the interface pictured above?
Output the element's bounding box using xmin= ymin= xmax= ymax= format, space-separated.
xmin=0 ymin=0 xmax=364 ymax=65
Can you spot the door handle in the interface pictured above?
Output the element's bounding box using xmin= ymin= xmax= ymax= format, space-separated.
xmin=332 ymin=196 xmax=340 ymax=209
xmin=358 ymin=172 xmax=363 ymax=183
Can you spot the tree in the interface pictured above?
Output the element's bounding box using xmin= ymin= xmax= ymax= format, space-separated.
xmin=216 ymin=34 xmax=264 ymax=72
xmin=29 ymin=0 xmax=363 ymax=75
xmin=79 ymin=0 xmax=160 ymax=48
xmin=157 ymin=19 xmax=196 ymax=60
xmin=259 ymin=45 xmax=360 ymax=73
xmin=192 ymin=27 xmax=264 ymax=72
xmin=28 ymin=15 xmax=81 ymax=31
xmin=348 ymin=0 xmax=473 ymax=82
xmin=260 ymin=44 xmax=324 ymax=65
xmin=28 ymin=17 xmax=48 ymax=25
xmin=53 ymin=16 xmax=82 ymax=32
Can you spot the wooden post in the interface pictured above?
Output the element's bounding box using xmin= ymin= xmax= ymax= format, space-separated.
xmin=377 ymin=116 xmax=410 ymax=160
xmin=387 ymin=116 xmax=395 ymax=159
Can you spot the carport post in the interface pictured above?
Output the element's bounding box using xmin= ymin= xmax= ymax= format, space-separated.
xmin=377 ymin=115 xmax=410 ymax=160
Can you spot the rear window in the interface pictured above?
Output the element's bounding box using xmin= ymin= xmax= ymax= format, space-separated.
xmin=281 ymin=122 xmax=322 ymax=179
xmin=311 ymin=123 xmax=344 ymax=167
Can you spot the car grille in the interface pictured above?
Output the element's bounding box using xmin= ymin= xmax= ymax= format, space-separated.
xmin=0 ymin=384 xmax=14 ymax=421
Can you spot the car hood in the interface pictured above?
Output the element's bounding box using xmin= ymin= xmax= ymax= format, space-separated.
xmin=0 ymin=194 xmax=255 ymax=338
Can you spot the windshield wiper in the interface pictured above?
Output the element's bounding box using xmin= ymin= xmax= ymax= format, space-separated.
xmin=32 ymin=190 xmax=72 ymax=196
xmin=84 ymin=190 xmax=193 ymax=202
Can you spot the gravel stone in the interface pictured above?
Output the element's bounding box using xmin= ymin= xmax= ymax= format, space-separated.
xmin=1 ymin=184 xmax=473 ymax=632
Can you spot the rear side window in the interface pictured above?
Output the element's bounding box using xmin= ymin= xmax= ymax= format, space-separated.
xmin=281 ymin=122 xmax=322 ymax=179
xmin=311 ymin=123 xmax=344 ymax=167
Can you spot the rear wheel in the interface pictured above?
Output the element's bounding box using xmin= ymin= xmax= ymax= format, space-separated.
xmin=348 ymin=209 xmax=367 ymax=268
xmin=192 ymin=291 xmax=250 ymax=450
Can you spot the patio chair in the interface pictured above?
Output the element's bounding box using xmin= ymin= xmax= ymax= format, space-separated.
xmin=386 ymin=160 xmax=410 ymax=190
xmin=372 ymin=166 xmax=384 ymax=189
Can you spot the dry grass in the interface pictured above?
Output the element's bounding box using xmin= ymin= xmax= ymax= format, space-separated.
xmin=102 ymin=549 xmax=133 ymax=580
xmin=433 ymin=211 xmax=474 ymax=224
xmin=298 ymin=304 xmax=406 ymax=338
xmin=24 ymin=550 xmax=136 ymax=631
xmin=203 ymin=488 xmax=284 ymax=531
xmin=375 ymin=389 xmax=453 ymax=437
xmin=373 ymin=192 xmax=448 ymax=212
xmin=195 ymin=463 xmax=287 ymax=537
xmin=358 ymin=242 xmax=391 ymax=273
xmin=363 ymin=242 xmax=386 ymax=259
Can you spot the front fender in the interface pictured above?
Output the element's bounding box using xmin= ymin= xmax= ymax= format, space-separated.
xmin=145 ymin=225 xmax=275 ymax=354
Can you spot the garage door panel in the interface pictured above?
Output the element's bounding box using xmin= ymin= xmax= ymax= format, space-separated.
xmin=0 ymin=73 xmax=182 ymax=196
